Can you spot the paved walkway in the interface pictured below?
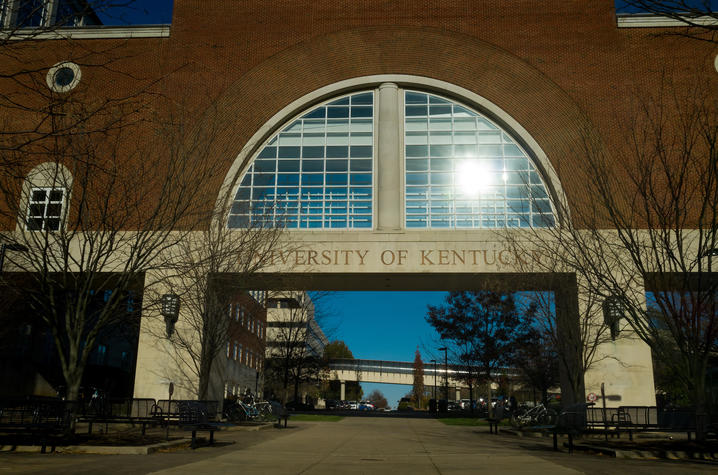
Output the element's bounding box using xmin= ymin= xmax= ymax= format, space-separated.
xmin=2 ymin=418 xmax=715 ymax=474
xmin=147 ymin=418 xmax=711 ymax=475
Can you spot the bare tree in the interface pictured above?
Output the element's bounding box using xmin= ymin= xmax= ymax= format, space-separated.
xmin=617 ymin=1 xmax=718 ymax=43
xmin=506 ymin=75 xmax=718 ymax=437
xmin=0 ymin=79 xmax=229 ymax=429
xmin=0 ymin=0 xmax=165 ymax=168
xmin=512 ymin=326 xmax=560 ymax=405
xmin=496 ymin=253 xmax=614 ymax=405
xmin=145 ymin=209 xmax=284 ymax=400
xmin=264 ymin=291 xmax=332 ymax=404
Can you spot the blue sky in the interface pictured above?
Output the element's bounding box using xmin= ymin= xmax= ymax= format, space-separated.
xmin=95 ymin=1 xmax=173 ymax=25
xmin=324 ymin=291 xmax=448 ymax=408
xmin=96 ymin=1 xmax=718 ymax=26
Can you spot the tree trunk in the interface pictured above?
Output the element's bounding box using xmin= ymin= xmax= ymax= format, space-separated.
xmin=487 ymin=381 xmax=493 ymax=419
xmin=693 ymin=365 xmax=708 ymax=441
xmin=63 ymin=369 xmax=82 ymax=436
xmin=198 ymin=358 xmax=212 ymax=400
xmin=469 ymin=383 xmax=474 ymax=415
xmin=282 ymin=361 xmax=290 ymax=404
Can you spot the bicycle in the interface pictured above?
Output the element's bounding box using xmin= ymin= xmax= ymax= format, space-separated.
xmin=510 ymin=403 xmax=557 ymax=427
xmin=223 ymin=399 xmax=260 ymax=422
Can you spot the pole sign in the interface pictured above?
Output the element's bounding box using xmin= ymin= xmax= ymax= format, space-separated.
xmin=587 ymin=392 xmax=597 ymax=402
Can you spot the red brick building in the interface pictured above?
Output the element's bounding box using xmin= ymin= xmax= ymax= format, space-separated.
xmin=0 ymin=2 xmax=716 ymax=405
xmin=225 ymin=291 xmax=267 ymax=398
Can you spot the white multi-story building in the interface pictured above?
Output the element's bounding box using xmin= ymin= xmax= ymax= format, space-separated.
xmin=265 ymin=291 xmax=328 ymax=359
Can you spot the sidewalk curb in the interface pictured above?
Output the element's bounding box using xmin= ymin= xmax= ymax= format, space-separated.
xmin=498 ymin=428 xmax=718 ymax=463
xmin=0 ymin=439 xmax=188 ymax=455
xmin=224 ymin=422 xmax=274 ymax=432
xmin=501 ymin=428 xmax=551 ymax=438
xmin=574 ymin=443 xmax=718 ymax=462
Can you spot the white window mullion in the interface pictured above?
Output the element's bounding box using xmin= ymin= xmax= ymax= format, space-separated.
xmin=43 ymin=0 xmax=59 ymax=27
xmin=376 ymin=82 xmax=401 ymax=231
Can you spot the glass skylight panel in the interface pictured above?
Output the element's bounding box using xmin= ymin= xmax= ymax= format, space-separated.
xmin=404 ymin=91 xmax=555 ymax=229
xmin=229 ymin=92 xmax=374 ymax=229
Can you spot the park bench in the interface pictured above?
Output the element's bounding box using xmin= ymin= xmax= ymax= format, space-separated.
xmin=486 ymin=405 xmax=504 ymax=434
xmin=75 ymin=398 xmax=161 ymax=435
xmin=554 ymin=405 xmax=702 ymax=453
xmin=551 ymin=403 xmax=595 ymax=454
xmin=0 ymin=397 xmax=69 ymax=453
xmin=177 ymin=401 xmax=223 ymax=449
xmin=588 ymin=406 xmax=697 ymax=440
xmin=156 ymin=399 xmax=219 ymax=425
xmin=270 ymin=401 xmax=289 ymax=428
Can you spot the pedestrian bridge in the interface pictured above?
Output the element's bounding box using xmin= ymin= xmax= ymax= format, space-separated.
xmin=327 ymin=358 xmax=519 ymax=399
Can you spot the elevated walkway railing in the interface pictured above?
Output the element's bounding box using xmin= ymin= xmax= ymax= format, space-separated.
xmin=327 ymin=358 xmax=519 ymax=378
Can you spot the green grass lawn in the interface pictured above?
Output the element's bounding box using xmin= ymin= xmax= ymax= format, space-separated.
xmin=438 ymin=418 xmax=510 ymax=427
xmin=289 ymin=414 xmax=344 ymax=422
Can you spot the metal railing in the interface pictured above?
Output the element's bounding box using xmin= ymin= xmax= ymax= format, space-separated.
xmin=327 ymin=358 xmax=520 ymax=378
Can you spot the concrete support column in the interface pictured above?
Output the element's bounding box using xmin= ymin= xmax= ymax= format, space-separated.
xmin=340 ymin=380 xmax=346 ymax=400
xmin=376 ymin=82 xmax=402 ymax=231
xmin=133 ymin=270 xmax=199 ymax=401
xmin=579 ymin=274 xmax=656 ymax=408
xmin=456 ymin=389 xmax=461 ymax=401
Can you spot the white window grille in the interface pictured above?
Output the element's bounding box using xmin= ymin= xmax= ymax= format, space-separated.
xmin=26 ymin=187 xmax=65 ymax=231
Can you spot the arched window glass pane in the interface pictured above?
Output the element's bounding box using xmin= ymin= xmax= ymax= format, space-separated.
xmin=404 ymin=91 xmax=556 ymax=229
xmin=229 ymin=92 xmax=374 ymax=229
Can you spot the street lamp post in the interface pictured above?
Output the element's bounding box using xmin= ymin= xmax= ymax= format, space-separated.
xmin=438 ymin=347 xmax=448 ymax=402
xmin=430 ymin=359 xmax=437 ymax=413
xmin=0 ymin=243 xmax=28 ymax=272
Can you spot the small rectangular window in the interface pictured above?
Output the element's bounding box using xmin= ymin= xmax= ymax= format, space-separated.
xmin=26 ymin=187 xmax=65 ymax=231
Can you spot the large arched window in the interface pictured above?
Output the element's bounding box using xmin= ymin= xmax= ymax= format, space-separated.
xmin=228 ymin=92 xmax=374 ymax=229
xmin=404 ymin=91 xmax=555 ymax=228
xmin=228 ymin=84 xmax=556 ymax=230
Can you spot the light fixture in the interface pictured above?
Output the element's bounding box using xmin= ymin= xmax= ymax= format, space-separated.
xmin=602 ymin=296 xmax=623 ymax=341
xmin=160 ymin=294 xmax=180 ymax=337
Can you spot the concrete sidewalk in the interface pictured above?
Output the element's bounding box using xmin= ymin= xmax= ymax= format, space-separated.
xmin=2 ymin=417 xmax=714 ymax=474
xmin=145 ymin=418 xmax=712 ymax=474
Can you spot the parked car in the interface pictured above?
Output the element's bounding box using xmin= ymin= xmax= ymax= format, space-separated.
xmin=325 ymin=399 xmax=339 ymax=410
xmin=347 ymin=400 xmax=358 ymax=410
xmin=359 ymin=401 xmax=375 ymax=411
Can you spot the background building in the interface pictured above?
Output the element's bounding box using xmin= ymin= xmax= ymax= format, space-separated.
xmin=264 ymin=291 xmax=328 ymax=404
xmin=224 ymin=290 xmax=267 ymax=399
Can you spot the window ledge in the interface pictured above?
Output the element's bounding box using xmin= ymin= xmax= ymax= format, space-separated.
xmin=617 ymin=13 xmax=718 ymax=28
xmin=1 ymin=25 xmax=170 ymax=40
